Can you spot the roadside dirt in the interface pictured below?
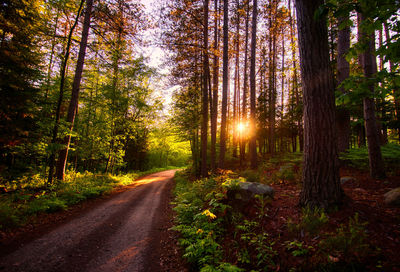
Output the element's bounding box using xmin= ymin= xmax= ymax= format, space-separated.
xmin=0 ymin=170 xmax=187 ymax=272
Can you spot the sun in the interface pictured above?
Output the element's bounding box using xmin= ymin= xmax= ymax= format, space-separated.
xmin=237 ymin=122 xmax=247 ymax=135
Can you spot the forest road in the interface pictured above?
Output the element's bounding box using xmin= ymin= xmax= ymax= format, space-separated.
xmin=0 ymin=169 xmax=177 ymax=272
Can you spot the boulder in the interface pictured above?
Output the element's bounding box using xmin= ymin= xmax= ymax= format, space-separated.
xmin=340 ymin=176 xmax=356 ymax=185
xmin=384 ymin=187 xmax=400 ymax=207
xmin=226 ymin=181 xmax=274 ymax=203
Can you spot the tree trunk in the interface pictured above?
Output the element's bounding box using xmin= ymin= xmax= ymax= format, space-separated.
xmin=359 ymin=12 xmax=386 ymax=179
xmin=55 ymin=0 xmax=94 ymax=181
xmin=240 ymin=0 xmax=250 ymax=166
xmin=296 ymin=0 xmax=343 ymax=208
xmin=201 ymin=0 xmax=210 ymax=177
xmin=219 ymin=0 xmax=229 ymax=168
xmin=336 ymin=11 xmax=351 ymax=153
xmin=47 ymin=0 xmax=85 ymax=184
xmin=384 ymin=22 xmax=400 ymax=143
xmin=210 ymin=0 xmax=220 ymax=171
xmin=249 ymin=0 xmax=257 ymax=168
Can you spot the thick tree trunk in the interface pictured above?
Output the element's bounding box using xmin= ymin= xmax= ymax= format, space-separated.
xmin=219 ymin=0 xmax=229 ymax=168
xmin=200 ymin=0 xmax=210 ymax=177
xmin=296 ymin=0 xmax=343 ymax=208
xmin=360 ymin=12 xmax=386 ymax=179
xmin=210 ymin=0 xmax=220 ymax=171
xmin=249 ymin=0 xmax=257 ymax=168
xmin=336 ymin=12 xmax=351 ymax=153
xmin=55 ymin=0 xmax=94 ymax=181
xmin=47 ymin=0 xmax=85 ymax=184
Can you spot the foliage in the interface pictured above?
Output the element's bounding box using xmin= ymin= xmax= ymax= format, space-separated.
xmin=340 ymin=143 xmax=400 ymax=171
xmin=319 ymin=214 xmax=370 ymax=262
xmin=234 ymin=220 xmax=277 ymax=269
xmin=288 ymin=206 xmax=329 ymax=237
xmin=285 ymin=240 xmax=313 ymax=257
xmin=172 ymin=170 xmax=244 ymax=271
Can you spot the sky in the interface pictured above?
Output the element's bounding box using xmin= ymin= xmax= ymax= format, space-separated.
xmin=139 ymin=0 xmax=178 ymax=111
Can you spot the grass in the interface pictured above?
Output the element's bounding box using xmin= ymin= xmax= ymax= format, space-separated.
xmin=0 ymin=166 xmax=178 ymax=230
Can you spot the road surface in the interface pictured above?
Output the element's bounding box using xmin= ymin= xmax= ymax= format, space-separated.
xmin=0 ymin=170 xmax=177 ymax=272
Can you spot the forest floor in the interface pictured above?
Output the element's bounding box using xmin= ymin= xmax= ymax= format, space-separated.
xmin=222 ymin=166 xmax=400 ymax=271
xmin=0 ymin=170 xmax=187 ymax=272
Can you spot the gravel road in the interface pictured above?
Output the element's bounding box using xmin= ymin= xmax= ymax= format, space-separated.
xmin=0 ymin=170 xmax=177 ymax=272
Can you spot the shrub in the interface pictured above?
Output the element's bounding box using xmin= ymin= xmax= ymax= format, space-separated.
xmin=288 ymin=206 xmax=329 ymax=237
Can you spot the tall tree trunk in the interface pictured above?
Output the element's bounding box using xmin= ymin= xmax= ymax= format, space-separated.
xmin=359 ymin=12 xmax=386 ymax=179
xmin=280 ymin=26 xmax=285 ymax=153
xmin=219 ymin=0 xmax=229 ymax=168
xmin=336 ymin=10 xmax=351 ymax=153
xmin=384 ymin=22 xmax=400 ymax=143
xmin=296 ymin=0 xmax=343 ymax=208
xmin=249 ymin=0 xmax=257 ymax=168
xmin=55 ymin=0 xmax=94 ymax=181
xmin=232 ymin=8 xmax=240 ymax=158
xmin=240 ymin=0 xmax=250 ymax=165
xmin=201 ymin=0 xmax=210 ymax=177
xmin=289 ymin=0 xmax=302 ymax=152
xmin=47 ymin=0 xmax=85 ymax=184
xmin=211 ymin=0 xmax=220 ymax=171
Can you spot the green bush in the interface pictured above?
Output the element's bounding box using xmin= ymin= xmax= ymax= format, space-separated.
xmin=172 ymin=171 xmax=242 ymax=271
xmin=288 ymin=206 xmax=329 ymax=236
xmin=319 ymin=213 xmax=370 ymax=262
xmin=0 ymin=201 xmax=21 ymax=228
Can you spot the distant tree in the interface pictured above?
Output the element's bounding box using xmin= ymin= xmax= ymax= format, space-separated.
xmin=249 ymin=0 xmax=257 ymax=168
xmin=219 ymin=0 xmax=229 ymax=168
xmin=336 ymin=7 xmax=351 ymax=153
xmin=359 ymin=7 xmax=386 ymax=179
xmin=0 ymin=0 xmax=42 ymax=173
xmin=296 ymin=0 xmax=343 ymax=208
xmin=201 ymin=0 xmax=209 ymax=177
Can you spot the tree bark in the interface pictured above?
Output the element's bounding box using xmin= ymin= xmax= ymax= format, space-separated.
xmin=296 ymin=0 xmax=343 ymax=208
xmin=249 ymin=0 xmax=257 ymax=168
xmin=359 ymin=12 xmax=386 ymax=179
xmin=55 ymin=0 xmax=94 ymax=181
xmin=219 ymin=0 xmax=229 ymax=168
xmin=201 ymin=0 xmax=210 ymax=177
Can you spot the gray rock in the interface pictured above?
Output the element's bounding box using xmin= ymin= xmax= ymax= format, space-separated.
xmin=384 ymin=187 xmax=400 ymax=207
xmin=227 ymin=181 xmax=274 ymax=203
xmin=340 ymin=176 xmax=356 ymax=185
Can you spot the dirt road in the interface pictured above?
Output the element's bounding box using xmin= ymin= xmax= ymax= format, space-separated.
xmin=0 ymin=170 xmax=178 ymax=272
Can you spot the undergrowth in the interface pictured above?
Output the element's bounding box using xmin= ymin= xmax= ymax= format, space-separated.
xmin=340 ymin=143 xmax=400 ymax=173
xmin=0 ymin=167 xmax=176 ymax=230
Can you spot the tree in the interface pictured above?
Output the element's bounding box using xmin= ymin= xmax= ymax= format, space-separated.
xmin=201 ymin=0 xmax=210 ymax=177
xmin=47 ymin=0 xmax=85 ymax=184
xmin=210 ymin=0 xmax=220 ymax=171
xmin=249 ymin=0 xmax=257 ymax=168
xmin=55 ymin=0 xmax=94 ymax=181
xmin=296 ymin=0 xmax=343 ymax=208
xmin=336 ymin=7 xmax=351 ymax=153
xmin=359 ymin=8 xmax=386 ymax=179
xmin=0 ymin=0 xmax=42 ymax=174
xmin=219 ymin=0 xmax=229 ymax=168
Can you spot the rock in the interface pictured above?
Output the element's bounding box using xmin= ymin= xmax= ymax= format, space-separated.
xmin=384 ymin=187 xmax=400 ymax=207
xmin=340 ymin=176 xmax=356 ymax=185
xmin=226 ymin=181 xmax=274 ymax=203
